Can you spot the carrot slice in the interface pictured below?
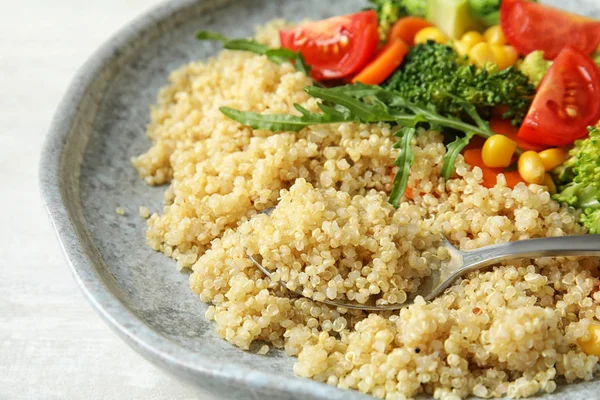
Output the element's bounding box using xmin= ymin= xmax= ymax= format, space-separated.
xmin=503 ymin=170 xmax=526 ymax=187
xmin=489 ymin=118 xmax=547 ymax=152
xmin=388 ymin=167 xmax=418 ymax=199
xmin=463 ymin=148 xmax=523 ymax=188
xmin=389 ymin=17 xmax=433 ymax=46
xmin=463 ymin=135 xmax=486 ymax=152
xmin=352 ymin=39 xmax=409 ymax=85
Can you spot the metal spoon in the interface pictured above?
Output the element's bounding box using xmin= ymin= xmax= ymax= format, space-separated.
xmin=247 ymin=207 xmax=600 ymax=311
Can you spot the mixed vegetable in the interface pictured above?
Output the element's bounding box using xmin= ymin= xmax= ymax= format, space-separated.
xmin=197 ymin=0 xmax=600 ymax=239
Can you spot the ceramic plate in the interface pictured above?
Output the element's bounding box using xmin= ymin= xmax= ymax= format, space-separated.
xmin=39 ymin=0 xmax=600 ymax=399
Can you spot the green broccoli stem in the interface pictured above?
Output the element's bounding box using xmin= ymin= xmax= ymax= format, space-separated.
xmin=575 ymin=186 xmax=600 ymax=210
xmin=555 ymin=183 xmax=600 ymax=211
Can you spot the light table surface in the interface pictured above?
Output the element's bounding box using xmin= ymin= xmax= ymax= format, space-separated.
xmin=0 ymin=0 xmax=215 ymax=398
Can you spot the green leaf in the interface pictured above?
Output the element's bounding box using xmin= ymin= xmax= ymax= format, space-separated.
xmin=294 ymin=54 xmax=312 ymax=76
xmin=223 ymin=39 xmax=269 ymax=54
xmin=306 ymin=86 xmax=395 ymax=122
xmin=265 ymin=48 xmax=298 ymax=64
xmin=196 ymin=30 xmax=312 ymax=76
xmin=440 ymin=90 xmax=491 ymax=132
xmin=196 ymin=30 xmax=269 ymax=55
xmin=220 ymin=107 xmax=310 ymax=132
xmin=220 ymin=105 xmax=355 ymax=132
xmin=327 ymin=82 xmax=385 ymax=98
xmin=389 ymin=128 xmax=416 ymax=207
xmin=265 ymin=49 xmax=313 ymax=76
xmin=195 ymin=31 xmax=228 ymax=42
xmin=441 ymin=132 xmax=474 ymax=179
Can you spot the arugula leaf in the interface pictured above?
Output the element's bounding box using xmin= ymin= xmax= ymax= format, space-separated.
xmin=294 ymin=54 xmax=312 ymax=76
xmin=266 ymin=49 xmax=313 ymax=77
xmin=264 ymin=48 xmax=297 ymax=62
xmin=306 ymin=86 xmax=396 ymax=122
xmin=441 ymin=132 xmax=474 ymax=180
xmin=389 ymin=128 xmax=416 ymax=207
xmin=196 ymin=30 xmax=310 ymax=75
xmin=324 ymin=82 xmax=387 ymax=99
xmin=196 ymin=31 xmax=268 ymax=53
xmin=220 ymin=105 xmax=355 ymax=132
xmin=195 ymin=31 xmax=229 ymax=42
xmin=220 ymin=108 xmax=310 ymax=132
xmin=224 ymin=39 xmax=270 ymax=54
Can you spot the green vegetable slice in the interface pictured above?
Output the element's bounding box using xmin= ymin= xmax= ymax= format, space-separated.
xmin=442 ymin=132 xmax=475 ymax=179
xmin=390 ymin=128 xmax=416 ymax=206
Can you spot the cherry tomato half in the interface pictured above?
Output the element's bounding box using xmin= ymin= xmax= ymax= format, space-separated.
xmin=500 ymin=0 xmax=600 ymax=59
xmin=279 ymin=10 xmax=379 ymax=81
xmin=517 ymin=47 xmax=600 ymax=147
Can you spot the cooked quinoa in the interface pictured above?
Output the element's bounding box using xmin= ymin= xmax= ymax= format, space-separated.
xmin=133 ymin=22 xmax=600 ymax=400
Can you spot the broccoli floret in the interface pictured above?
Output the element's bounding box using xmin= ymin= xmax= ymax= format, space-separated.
xmin=401 ymin=0 xmax=427 ymax=17
xmin=553 ymin=124 xmax=600 ymax=234
xmin=517 ymin=50 xmax=552 ymax=87
xmin=581 ymin=211 xmax=600 ymax=235
xmin=468 ymin=0 xmax=501 ymax=27
xmin=369 ymin=0 xmax=427 ymax=39
xmin=383 ymin=42 xmax=535 ymax=125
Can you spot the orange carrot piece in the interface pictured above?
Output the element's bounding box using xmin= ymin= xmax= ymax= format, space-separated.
xmin=388 ymin=167 xmax=418 ymax=199
xmin=489 ymin=118 xmax=547 ymax=152
xmin=503 ymin=170 xmax=525 ymax=188
xmin=463 ymin=149 xmax=499 ymax=188
xmin=389 ymin=17 xmax=433 ymax=46
xmin=463 ymin=135 xmax=486 ymax=152
xmin=352 ymin=39 xmax=409 ymax=85
xmin=463 ymin=148 xmax=488 ymax=169
xmin=463 ymin=148 xmax=522 ymax=189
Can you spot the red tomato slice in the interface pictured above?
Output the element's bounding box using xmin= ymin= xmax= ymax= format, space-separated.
xmin=518 ymin=47 xmax=600 ymax=147
xmin=500 ymin=0 xmax=600 ymax=59
xmin=279 ymin=11 xmax=379 ymax=81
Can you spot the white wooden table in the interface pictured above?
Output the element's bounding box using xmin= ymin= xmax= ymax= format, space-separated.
xmin=0 ymin=1 xmax=213 ymax=398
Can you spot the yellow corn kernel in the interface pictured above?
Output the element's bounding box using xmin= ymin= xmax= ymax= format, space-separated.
xmin=538 ymin=148 xmax=567 ymax=171
xmin=454 ymin=40 xmax=470 ymax=57
xmin=543 ymin=174 xmax=557 ymax=194
xmin=414 ymin=27 xmax=449 ymax=45
xmin=468 ymin=42 xmax=496 ymax=68
xmin=579 ymin=323 xmax=600 ymax=357
xmin=518 ymin=151 xmax=546 ymax=184
xmin=484 ymin=25 xmax=507 ymax=45
xmin=454 ymin=31 xmax=485 ymax=56
xmin=482 ymin=135 xmax=517 ymax=168
xmin=462 ymin=31 xmax=485 ymax=49
xmin=490 ymin=45 xmax=519 ymax=70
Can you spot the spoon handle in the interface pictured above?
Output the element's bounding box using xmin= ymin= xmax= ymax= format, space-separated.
xmin=462 ymin=234 xmax=600 ymax=271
